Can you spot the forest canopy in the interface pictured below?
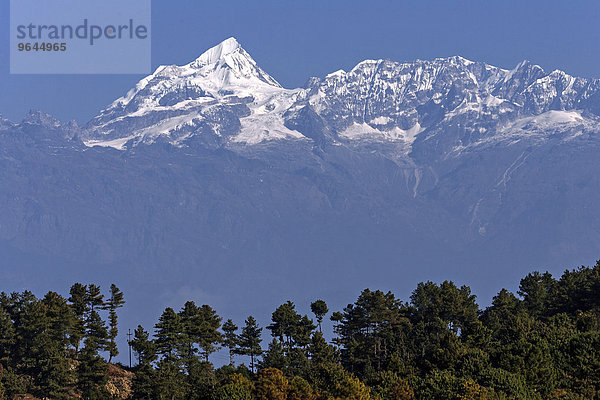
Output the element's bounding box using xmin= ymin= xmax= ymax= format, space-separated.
xmin=0 ymin=261 xmax=599 ymax=399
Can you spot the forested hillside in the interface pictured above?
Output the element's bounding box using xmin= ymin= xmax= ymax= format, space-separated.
xmin=1 ymin=262 xmax=599 ymax=399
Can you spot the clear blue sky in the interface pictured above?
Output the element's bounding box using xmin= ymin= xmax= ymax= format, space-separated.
xmin=1 ymin=0 xmax=599 ymax=123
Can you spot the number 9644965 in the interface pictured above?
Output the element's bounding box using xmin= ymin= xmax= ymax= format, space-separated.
xmin=17 ymin=42 xmax=67 ymax=51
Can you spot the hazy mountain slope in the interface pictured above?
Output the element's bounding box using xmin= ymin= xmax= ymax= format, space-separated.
xmin=1 ymin=39 xmax=600 ymax=359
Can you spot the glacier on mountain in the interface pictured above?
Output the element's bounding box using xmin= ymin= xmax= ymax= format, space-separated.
xmin=79 ymin=38 xmax=600 ymax=161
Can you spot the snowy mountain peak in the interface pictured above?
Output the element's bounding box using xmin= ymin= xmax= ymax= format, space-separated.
xmin=84 ymin=40 xmax=600 ymax=152
xmin=185 ymin=37 xmax=281 ymax=88
xmin=437 ymin=55 xmax=475 ymax=66
xmin=0 ymin=115 xmax=14 ymax=131
xmin=514 ymin=59 xmax=542 ymax=72
xmin=84 ymin=37 xmax=293 ymax=148
xmin=22 ymin=110 xmax=61 ymax=127
xmin=191 ymin=37 xmax=242 ymax=66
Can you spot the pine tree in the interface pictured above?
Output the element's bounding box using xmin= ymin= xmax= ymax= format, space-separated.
xmin=16 ymin=292 xmax=75 ymax=398
xmin=86 ymin=284 xmax=104 ymax=313
xmin=131 ymin=325 xmax=157 ymax=366
xmin=131 ymin=325 xmax=157 ymax=399
xmin=19 ymin=298 xmax=50 ymax=391
xmin=239 ymin=316 xmax=262 ymax=373
xmin=102 ymin=284 xmax=125 ymax=363
xmin=77 ymin=308 xmax=109 ymax=399
xmin=294 ymin=315 xmax=316 ymax=350
xmin=77 ymin=348 xmax=108 ymax=400
xmin=10 ymin=290 xmax=39 ymax=364
xmin=155 ymin=307 xmax=183 ymax=363
xmin=178 ymin=301 xmax=199 ymax=371
xmin=222 ymin=319 xmax=239 ymax=366
xmin=197 ymin=304 xmax=222 ymax=362
xmin=84 ymin=309 xmax=109 ymax=353
xmin=330 ymin=311 xmax=343 ymax=353
xmin=37 ymin=292 xmax=75 ymax=399
xmin=518 ymin=271 xmax=557 ymax=317
xmin=154 ymin=358 xmax=187 ymax=400
xmin=260 ymin=339 xmax=286 ymax=371
xmin=68 ymin=283 xmax=88 ymax=355
xmin=311 ymin=300 xmax=329 ymax=333
xmin=77 ymin=285 xmax=109 ymax=400
xmin=0 ymin=306 xmax=15 ymax=366
xmin=339 ymin=289 xmax=403 ymax=374
xmin=267 ymin=301 xmax=301 ymax=354
xmin=308 ymin=332 xmax=337 ymax=365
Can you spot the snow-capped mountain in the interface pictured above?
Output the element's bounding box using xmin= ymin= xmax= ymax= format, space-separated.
xmin=2 ymin=38 xmax=600 ymax=333
xmin=0 ymin=115 xmax=14 ymax=130
xmin=86 ymin=38 xmax=304 ymax=149
xmin=84 ymin=38 xmax=600 ymax=158
xmin=306 ymin=57 xmax=600 ymax=151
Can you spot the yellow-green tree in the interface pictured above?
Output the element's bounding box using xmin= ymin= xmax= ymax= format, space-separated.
xmin=253 ymin=368 xmax=288 ymax=400
xmin=288 ymin=376 xmax=318 ymax=400
xmin=214 ymin=373 xmax=253 ymax=400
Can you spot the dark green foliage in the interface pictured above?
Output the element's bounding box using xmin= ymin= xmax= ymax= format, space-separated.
xmin=310 ymin=300 xmax=328 ymax=333
xmin=0 ymin=284 xmax=122 ymax=399
xmin=153 ymin=358 xmax=187 ymax=400
xmin=131 ymin=325 xmax=157 ymax=367
xmin=222 ymin=319 xmax=239 ymax=366
xmin=8 ymin=292 xmax=74 ymax=399
xmin=0 ymin=365 xmax=29 ymax=399
xmin=338 ymin=289 xmax=406 ymax=375
xmin=307 ymin=332 xmax=337 ymax=365
xmin=0 ymin=306 xmax=16 ymax=365
xmin=267 ymin=300 xmax=316 ymax=365
xmin=131 ymin=362 xmax=154 ymax=400
xmin=294 ymin=315 xmax=316 ymax=350
xmin=130 ymin=325 xmax=157 ymax=400
xmin=83 ymin=309 xmax=109 ymax=354
xmin=196 ymin=304 xmax=223 ymax=361
xmin=1 ymin=260 xmax=600 ymax=399
xmin=77 ymin=305 xmax=109 ymax=399
xmin=239 ymin=316 xmax=263 ymax=373
xmin=35 ymin=292 xmax=75 ymax=399
xmin=330 ymin=311 xmax=344 ymax=353
xmin=260 ymin=339 xmax=286 ymax=371
xmin=77 ymin=283 xmax=110 ymax=399
xmin=267 ymin=301 xmax=301 ymax=351
xmin=154 ymin=307 xmax=183 ymax=363
xmin=178 ymin=301 xmax=200 ymax=371
xmin=102 ymin=284 xmax=125 ymax=363
xmin=86 ymin=284 xmax=104 ymax=312
xmin=77 ymin=349 xmax=108 ymax=400
xmin=186 ymin=361 xmax=216 ymax=400
xmin=68 ymin=283 xmax=88 ymax=355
